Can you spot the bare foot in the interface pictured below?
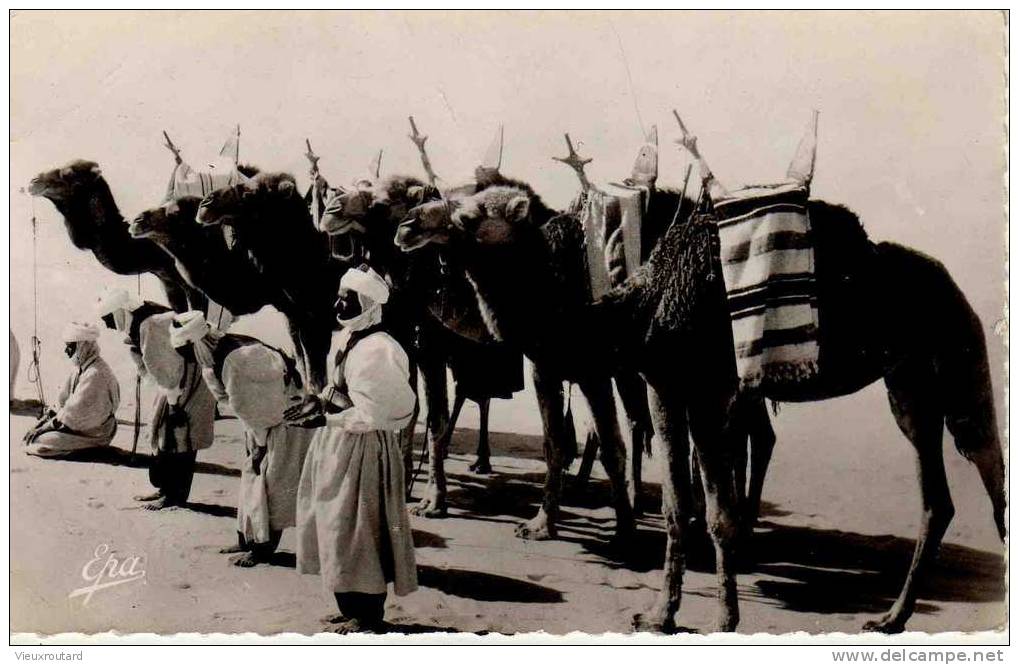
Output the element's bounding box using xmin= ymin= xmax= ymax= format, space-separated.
xmin=143 ymin=496 xmax=177 ymax=511
xmin=468 ymin=458 xmax=493 ymax=474
xmin=228 ymin=552 xmax=263 ymax=568
xmin=515 ymin=511 xmax=556 ymax=540
xmin=410 ymin=489 xmax=447 ymax=518
xmin=320 ymin=613 xmax=347 ymax=625
xmin=219 ymin=544 xmax=248 ymax=554
xmin=134 ymin=491 xmax=163 ymax=502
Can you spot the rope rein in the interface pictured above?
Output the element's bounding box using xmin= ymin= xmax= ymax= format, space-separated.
xmin=27 ymin=196 xmax=45 ymax=407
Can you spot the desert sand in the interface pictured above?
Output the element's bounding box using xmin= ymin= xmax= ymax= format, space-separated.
xmin=9 ymin=376 xmax=1005 ymax=638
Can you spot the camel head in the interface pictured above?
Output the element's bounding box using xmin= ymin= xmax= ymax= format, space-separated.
xmin=129 ymin=196 xmax=201 ymax=244
xmin=319 ymin=187 xmax=373 ymax=236
xmin=196 ymin=173 xmax=300 ymax=228
xmin=28 ymin=160 xmax=104 ymax=202
xmin=395 ymin=198 xmax=458 ymax=252
xmin=399 ymin=185 xmax=534 ymax=253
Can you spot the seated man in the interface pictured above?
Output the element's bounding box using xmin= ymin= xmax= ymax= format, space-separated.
xmin=24 ymin=322 xmax=120 ymax=457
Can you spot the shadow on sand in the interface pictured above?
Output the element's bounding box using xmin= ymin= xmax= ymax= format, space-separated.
xmin=417 ymin=564 xmax=564 ymax=604
xmin=429 ymin=440 xmax=1005 ymax=620
xmin=13 ymin=443 xmax=241 ymax=478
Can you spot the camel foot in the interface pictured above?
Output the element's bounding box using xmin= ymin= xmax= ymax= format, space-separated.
xmin=632 ymin=604 xmax=676 ymax=634
xmin=228 ymin=552 xmax=264 ymax=568
xmin=863 ymin=613 xmax=906 ymax=634
xmin=711 ymin=612 xmax=739 ymax=634
xmin=325 ymin=618 xmax=380 ymax=634
xmin=219 ymin=543 xmax=248 ymax=554
xmin=134 ymin=491 xmax=163 ymax=502
xmin=468 ymin=458 xmax=493 ymax=474
xmin=515 ymin=514 xmax=556 ymax=541
xmin=410 ymin=493 xmax=447 ymax=519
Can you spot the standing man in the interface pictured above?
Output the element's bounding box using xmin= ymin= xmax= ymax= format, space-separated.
xmin=287 ymin=265 xmax=418 ymax=634
xmin=169 ymin=310 xmax=313 ymax=567
xmin=96 ymin=289 xmax=216 ymax=510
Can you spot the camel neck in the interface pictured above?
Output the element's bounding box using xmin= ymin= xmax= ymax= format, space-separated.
xmin=459 ymin=227 xmax=585 ymax=366
xmin=53 ymin=182 xmax=124 ymax=250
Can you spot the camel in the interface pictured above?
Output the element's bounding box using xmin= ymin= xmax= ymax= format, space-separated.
xmin=129 ymin=195 xmax=311 ymax=351
xmin=319 ymin=176 xmax=524 ymax=483
xmin=394 ymin=168 xmax=777 ymax=539
xmin=396 ymin=183 xmax=1005 ymax=634
xmin=194 ymin=172 xmax=343 ymax=393
xmin=28 ymin=160 xmax=203 ymax=312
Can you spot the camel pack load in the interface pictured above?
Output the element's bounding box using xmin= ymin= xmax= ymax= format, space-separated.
xmin=163 ymin=126 xmax=250 ymax=200
xmin=702 ymin=112 xmax=821 ymax=388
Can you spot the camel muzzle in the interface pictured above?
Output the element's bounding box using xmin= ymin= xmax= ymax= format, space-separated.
xmin=394 ymin=219 xmax=430 ymax=252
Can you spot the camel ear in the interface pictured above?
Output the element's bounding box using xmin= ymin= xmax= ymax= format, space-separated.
xmin=505 ymin=195 xmax=531 ymax=223
xmin=407 ymin=185 xmax=428 ymax=206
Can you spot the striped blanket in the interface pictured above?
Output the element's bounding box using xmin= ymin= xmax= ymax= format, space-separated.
xmin=713 ymin=183 xmax=819 ymax=388
xmin=580 ymin=183 xmax=646 ymax=300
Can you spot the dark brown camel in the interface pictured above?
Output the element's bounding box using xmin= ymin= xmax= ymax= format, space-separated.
xmin=319 ymin=176 xmax=524 ymax=484
xmin=129 ymin=195 xmax=306 ymax=336
xmin=397 ymin=172 xmax=777 ymax=537
xmin=397 ymin=184 xmax=1005 ymax=634
xmin=28 ymin=160 xmax=203 ymax=313
xmin=194 ymin=172 xmax=344 ymax=393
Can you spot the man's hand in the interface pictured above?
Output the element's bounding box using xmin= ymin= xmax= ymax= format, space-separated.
xmin=284 ymin=395 xmax=323 ymax=423
xmin=250 ymin=445 xmax=267 ymax=475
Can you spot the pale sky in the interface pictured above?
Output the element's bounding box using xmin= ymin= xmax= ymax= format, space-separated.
xmin=9 ymin=10 xmax=1007 ymax=414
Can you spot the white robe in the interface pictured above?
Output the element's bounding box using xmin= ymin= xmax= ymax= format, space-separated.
xmin=137 ymin=312 xmax=215 ymax=453
xmin=25 ymin=352 xmax=120 ymax=457
xmin=296 ymin=331 xmax=418 ymax=596
xmin=207 ymin=339 xmax=313 ymax=544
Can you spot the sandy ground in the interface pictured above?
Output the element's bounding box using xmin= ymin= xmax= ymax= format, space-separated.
xmin=9 ymin=379 xmax=1006 ymax=637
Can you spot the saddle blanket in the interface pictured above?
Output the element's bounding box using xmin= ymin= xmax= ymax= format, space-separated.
xmin=713 ymin=182 xmax=819 ymax=388
xmin=581 ymin=182 xmax=646 ymax=299
xmin=166 ymin=160 xmax=247 ymax=199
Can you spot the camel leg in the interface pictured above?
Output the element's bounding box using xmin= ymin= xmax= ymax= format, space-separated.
xmin=742 ymin=398 xmax=776 ymax=539
xmin=633 ymin=380 xmax=690 ymax=633
xmin=572 ymin=426 xmax=599 ymax=492
xmin=689 ymin=394 xmax=742 ymax=633
xmin=284 ymin=317 xmax=312 ymax=394
xmin=690 ymin=450 xmax=707 ymax=534
xmin=864 ymin=363 xmax=954 ymax=633
xmin=297 ymin=320 xmax=332 ymax=395
xmin=579 ymin=377 xmax=636 ymax=542
xmin=470 ymin=397 xmax=494 ymax=474
xmin=516 ymin=363 xmax=569 ymax=540
xmin=615 ymin=371 xmax=652 ymax=515
xmin=154 ymin=273 xmax=192 ymax=314
xmin=410 ymin=350 xmax=450 ymax=519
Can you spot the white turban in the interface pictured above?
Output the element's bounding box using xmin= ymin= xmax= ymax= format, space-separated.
xmin=95 ymin=288 xmax=143 ymax=318
xmin=61 ymin=321 xmax=99 ymax=343
xmin=170 ymin=310 xmax=210 ymax=348
xmin=340 ymin=266 xmax=390 ymax=305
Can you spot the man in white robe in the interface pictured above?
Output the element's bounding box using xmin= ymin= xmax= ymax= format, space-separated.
xmin=287 ymin=265 xmax=418 ymax=633
xmin=24 ymin=322 xmax=120 ymax=457
xmin=96 ymin=289 xmax=216 ymax=510
xmin=170 ymin=311 xmax=313 ymax=567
